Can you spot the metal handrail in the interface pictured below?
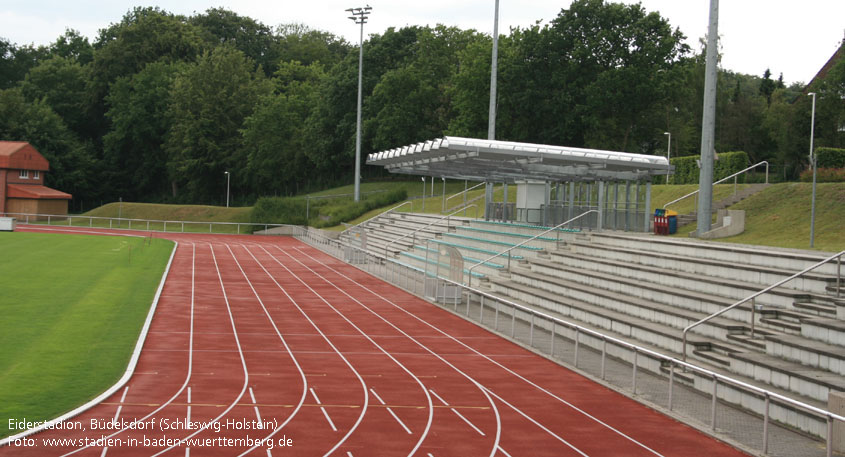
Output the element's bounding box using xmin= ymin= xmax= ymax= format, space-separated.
xmin=682 ymin=250 xmax=845 ymax=362
xmin=383 ymin=204 xmax=478 ymax=258
xmin=295 ymin=228 xmax=845 ymax=456
xmin=340 ymin=201 xmax=412 ymax=236
xmin=443 ymin=182 xmax=485 ymax=213
xmin=664 ymin=161 xmax=769 ymax=209
xmin=2 ymin=211 xmax=297 ymax=234
xmin=466 ymin=210 xmax=599 ymax=287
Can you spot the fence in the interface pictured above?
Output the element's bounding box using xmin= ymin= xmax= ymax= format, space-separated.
xmin=295 ymin=227 xmax=844 ymax=457
xmin=3 ymin=212 xmax=296 ymax=235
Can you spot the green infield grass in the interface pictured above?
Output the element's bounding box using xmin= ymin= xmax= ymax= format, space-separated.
xmin=0 ymin=231 xmax=174 ymax=439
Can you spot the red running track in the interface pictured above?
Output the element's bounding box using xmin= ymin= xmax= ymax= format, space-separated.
xmin=3 ymin=226 xmax=750 ymax=457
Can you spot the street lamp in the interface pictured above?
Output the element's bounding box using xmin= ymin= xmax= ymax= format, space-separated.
xmin=224 ymin=171 xmax=230 ymax=208
xmin=664 ymin=132 xmax=672 ymax=184
xmin=421 ymin=177 xmax=426 ymax=211
xmin=808 ymin=92 xmax=817 ymax=248
xmin=347 ymin=5 xmax=372 ymax=202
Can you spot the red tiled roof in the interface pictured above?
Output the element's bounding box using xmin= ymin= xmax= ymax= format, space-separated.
xmin=0 ymin=141 xmax=49 ymax=171
xmin=7 ymin=184 xmax=72 ymax=200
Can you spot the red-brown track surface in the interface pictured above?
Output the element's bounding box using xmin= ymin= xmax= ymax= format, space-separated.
xmin=3 ymin=226 xmax=749 ymax=457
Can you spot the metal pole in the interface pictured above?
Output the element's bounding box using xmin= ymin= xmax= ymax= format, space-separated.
xmin=697 ymin=0 xmax=719 ymax=237
xmin=441 ymin=177 xmax=446 ymax=213
xmin=809 ymin=92 xmax=817 ymax=248
xmin=347 ymin=6 xmax=372 ymax=202
xmin=422 ymin=177 xmax=426 ymax=211
xmin=664 ymin=131 xmax=672 ymax=184
xmin=225 ymin=171 xmax=230 ymax=207
xmin=488 ymin=0 xmax=499 ymax=140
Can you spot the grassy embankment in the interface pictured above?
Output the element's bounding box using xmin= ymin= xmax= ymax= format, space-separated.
xmin=0 ymin=232 xmax=173 ymax=439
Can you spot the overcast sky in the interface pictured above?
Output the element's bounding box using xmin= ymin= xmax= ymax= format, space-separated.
xmin=2 ymin=0 xmax=843 ymax=85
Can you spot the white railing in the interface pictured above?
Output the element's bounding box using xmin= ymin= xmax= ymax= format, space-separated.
xmin=295 ymin=227 xmax=845 ymax=456
xmin=443 ymin=182 xmax=486 ymax=214
xmin=340 ymin=201 xmax=413 ymax=236
xmin=663 ymin=161 xmax=770 ymax=210
xmin=3 ymin=212 xmax=297 ymax=235
xmin=382 ymin=204 xmax=478 ymax=258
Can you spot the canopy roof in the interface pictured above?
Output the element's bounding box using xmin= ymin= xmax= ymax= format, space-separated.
xmin=367 ymin=136 xmax=671 ymax=183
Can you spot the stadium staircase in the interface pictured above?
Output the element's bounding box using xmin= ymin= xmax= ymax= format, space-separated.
xmin=675 ymin=183 xmax=769 ymax=227
xmin=338 ymin=211 xmax=844 ymax=437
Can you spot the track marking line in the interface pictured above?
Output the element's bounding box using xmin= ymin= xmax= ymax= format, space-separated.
xmin=498 ymin=446 xmax=513 ymax=457
xmin=428 ymin=389 xmax=449 ymax=406
xmin=293 ymin=246 xmax=664 ymax=456
xmin=311 ymin=387 xmax=337 ymax=432
xmin=267 ymin=449 xmax=273 ymax=457
xmin=451 ymin=408 xmax=485 ymax=436
xmin=220 ymin=244 xmax=310 ymax=457
xmin=187 ymin=387 xmax=192 ymax=424
xmin=99 ymin=447 xmax=108 ymax=457
xmin=249 ymin=387 xmax=262 ymax=423
xmin=61 ymin=243 xmax=197 ymax=457
xmin=371 ymin=388 xmax=412 ymax=434
xmin=150 ymin=243 xmax=252 ymax=457
xmin=346 ymin=452 xmax=354 ymax=457
xmin=276 ymin=246 xmax=500 ymax=457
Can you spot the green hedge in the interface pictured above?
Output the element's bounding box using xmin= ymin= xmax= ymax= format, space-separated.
xmin=666 ymin=151 xmax=750 ymax=184
xmin=799 ymin=167 xmax=845 ymax=182
xmin=250 ymin=189 xmax=408 ymax=228
xmin=816 ymin=147 xmax=845 ymax=169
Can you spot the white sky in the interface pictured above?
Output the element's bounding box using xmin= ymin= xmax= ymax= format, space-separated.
xmin=1 ymin=0 xmax=843 ymax=85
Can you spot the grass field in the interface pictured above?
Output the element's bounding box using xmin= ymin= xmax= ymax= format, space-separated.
xmin=0 ymin=232 xmax=174 ymax=439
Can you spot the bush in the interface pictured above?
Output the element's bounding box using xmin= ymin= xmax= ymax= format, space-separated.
xmin=816 ymin=147 xmax=845 ymax=169
xmin=799 ymin=167 xmax=845 ymax=183
xmin=250 ymin=188 xmax=408 ymax=228
xmin=665 ymin=151 xmax=750 ymax=184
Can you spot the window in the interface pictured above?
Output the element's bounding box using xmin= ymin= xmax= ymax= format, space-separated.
xmin=33 ymin=170 xmax=40 ymax=180
xmin=19 ymin=170 xmax=29 ymax=179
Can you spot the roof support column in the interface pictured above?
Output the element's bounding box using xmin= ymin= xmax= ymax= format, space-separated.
xmin=597 ymin=181 xmax=605 ymax=231
xmin=543 ymin=181 xmax=551 ymax=227
xmin=644 ymin=181 xmax=652 ymax=233
xmin=568 ymin=181 xmax=575 ymax=223
xmin=484 ymin=182 xmax=494 ymax=221
xmin=614 ymin=182 xmax=620 ymax=230
xmin=503 ymin=183 xmax=509 ymax=221
xmin=624 ymin=181 xmax=631 ymax=232
xmin=634 ymin=181 xmax=641 ymax=232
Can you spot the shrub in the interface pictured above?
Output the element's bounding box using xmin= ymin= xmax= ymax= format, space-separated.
xmin=799 ymin=167 xmax=845 ymax=183
xmin=815 ymin=147 xmax=845 ymax=169
xmin=666 ymin=151 xmax=750 ymax=184
xmin=250 ymin=188 xmax=408 ymax=227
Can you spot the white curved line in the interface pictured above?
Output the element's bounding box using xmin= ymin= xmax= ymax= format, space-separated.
xmin=221 ymin=244 xmax=309 ymax=457
xmin=295 ymin=244 xmax=666 ymax=456
xmin=238 ymin=244 xmax=369 ymax=457
xmin=0 ymin=237 xmax=178 ymax=448
xmin=254 ymin=244 xmax=434 ymax=456
xmin=150 ymin=243 xmax=251 ymax=456
xmin=278 ymin=246 xmax=501 ymax=457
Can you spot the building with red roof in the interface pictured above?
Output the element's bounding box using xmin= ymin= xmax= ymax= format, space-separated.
xmin=0 ymin=141 xmax=72 ymax=217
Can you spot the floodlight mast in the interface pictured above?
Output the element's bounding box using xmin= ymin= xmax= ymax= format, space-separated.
xmin=696 ymin=0 xmax=719 ymax=237
xmin=347 ymin=5 xmax=372 ymax=202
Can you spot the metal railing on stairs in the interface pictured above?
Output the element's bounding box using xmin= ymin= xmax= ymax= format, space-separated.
xmin=466 ymin=210 xmax=598 ymax=287
xmin=664 ymin=161 xmax=770 ymax=210
xmin=382 ymin=204 xmax=478 ymax=258
xmin=682 ymin=249 xmax=845 ymax=363
xmin=340 ymin=201 xmax=412 ymax=236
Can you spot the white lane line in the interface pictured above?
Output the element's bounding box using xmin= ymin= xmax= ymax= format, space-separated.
xmin=428 ymin=389 xmax=449 ymax=406
xmin=185 ymin=448 xmax=190 ymax=457
xmin=99 ymin=447 xmax=108 ymax=457
xmin=387 ymin=408 xmax=413 ymax=435
xmin=346 ymin=452 xmax=354 ymax=457
xmin=279 ymin=246 xmax=500 ymax=457
xmin=187 ymin=387 xmax=192 ymax=423
xmin=428 ymin=454 xmax=434 ymax=457
xmin=249 ymin=387 xmax=262 ymax=423
xmin=451 ymin=408 xmax=485 ymax=436
xmin=267 ymin=449 xmax=273 ymax=457
xmin=223 ymin=245 xmax=309 ymax=457
xmin=240 ymin=245 xmax=373 ymax=455
xmin=310 ymin=387 xmax=337 ymax=432
xmin=498 ymin=446 xmax=513 ymax=457
xmin=256 ymin=245 xmax=438 ymax=453
xmin=62 ymin=243 xmax=195 ymax=457
xmin=370 ymin=388 xmax=412 ymax=434
xmin=113 ymin=386 xmax=130 ymax=421
xmin=150 ymin=243 xmax=252 ymax=457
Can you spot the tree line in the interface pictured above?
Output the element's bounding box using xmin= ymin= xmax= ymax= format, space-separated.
xmin=1 ymin=0 xmax=843 ymax=209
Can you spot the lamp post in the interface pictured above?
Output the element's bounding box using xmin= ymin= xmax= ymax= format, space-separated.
xmin=347 ymin=5 xmax=372 ymax=202
xmin=808 ymin=92 xmax=817 ymax=248
xmin=421 ymin=177 xmax=426 ymax=211
xmin=224 ymin=171 xmax=230 ymax=208
xmin=664 ymin=132 xmax=672 ymax=184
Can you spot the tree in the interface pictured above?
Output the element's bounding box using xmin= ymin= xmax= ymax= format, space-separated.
xmin=0 ymin=88 xmax=97 ymax=206
xmin=19 ymin=56 xmax=91 ymax=139
xmin=165 ymin=46 xmax=272 ymax=203
xmin=242 ymin=61 xmax=325 ymax=196
xmin=759 ymin=68 xmax=776 ymax=106
xmin=191 ymin=8 xmax=278 ymax=75
xmin=103 ymin=61 xmax=186 ymax=200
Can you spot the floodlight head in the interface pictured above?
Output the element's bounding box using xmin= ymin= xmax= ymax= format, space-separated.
xmin=664 ymin=132 xmax=670 ymax=136
xmin=808 ymin=92 xmax=816 ymax=96
xmin=421 ymin=177 xmax=426 ymax=182
xmin=345 ymin=8 xmax=353 ymax=12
